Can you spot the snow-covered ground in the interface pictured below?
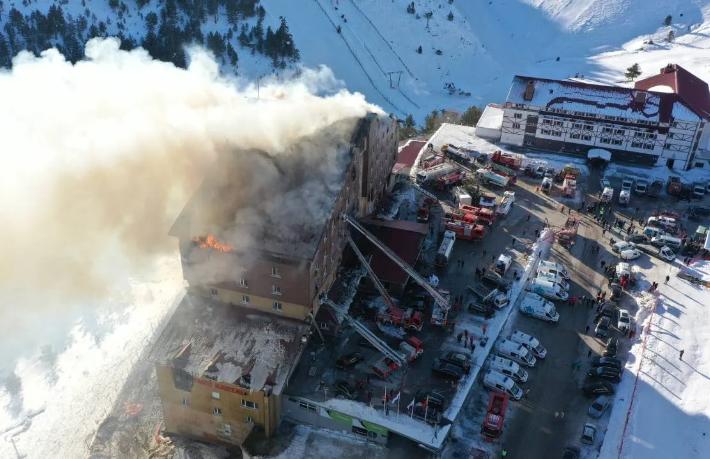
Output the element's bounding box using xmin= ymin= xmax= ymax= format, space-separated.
xmin=264 ymin=0 xmax=710 ymax=120
xmin=0 ymin=255 xmax=184 ymax=459
xmin=600 ymin=259 xmax=710 ymax=458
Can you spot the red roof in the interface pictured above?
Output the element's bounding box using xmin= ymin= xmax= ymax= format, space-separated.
xmin=361 ymin=219 xmax=428 ymax=286
xmin=635 ymin=64 xmax=710 ymax=120
xmin=395 ymin=140 xmax=426 ymax=170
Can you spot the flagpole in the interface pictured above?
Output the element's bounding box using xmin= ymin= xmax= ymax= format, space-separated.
xmin=397 ymin=392 xmax=401 ymax=418
xmin=424 ymin=395 xmax=429 ymax=423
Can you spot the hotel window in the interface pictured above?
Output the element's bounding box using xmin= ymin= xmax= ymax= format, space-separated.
xmin=612 ymin=139 xmax=622 ymax=145
xmin=212 ymin=391 xmax=221 ymax=400
xmin=213 ymin=407 xmax=222 ymax=416
xmin=181 ymin=398 xmax=190 ymax=407
xmin=513 ymin=113 xmax=522 ymax=119
xmin=210 ymin=288 xmax=218 ymax=296
xmin=573 ymin=123 xmax=582 ymax=129
xmin=272 ymin=285 xmax=282 ymax=295
xmin=614 ymin=129 xmax=624 ymax=135
xmin=241 ymin=295 xmax=250 ymax=304
xmin=583 ymin=125 xmax=594 ymax=131
xmin=512 ymin=122 xmax=521 ymax=129
xmin=273 ymin=301 xmax=283 ymax=311
xmin=245 ymin=416 xmax=254 ymax=424
xmin=240 ymin=278 xmax=248 ymax=288
xmin=570 ymin=133 xmax=581 ymax=140
xmin=241 ymin=399 xmax=258 ymax=410
xmin=582 ymin=134 xmax=592 ymax=141
xmin=271 ymin=266 xmax=281 ymax=278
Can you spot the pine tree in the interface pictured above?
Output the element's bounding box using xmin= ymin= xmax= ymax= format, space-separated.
xmin=400 ymin=114 xmax=417 ymax=139
xmin=227 ymin=43 xmax=238 ymax=67
xmin=424 ymin=110 xmax=441 ymax=132
xmin=461 ymin=106 xmax=483 ymax=126
xmin=447 ymin=11 xmax=454 ymax=21
xmin=664 ymin=15 xmax=672 ymax=26
xmin=625 ymin=63 xmax=642 ymax=81
xmin=667 ymin=30 xmax=675 ymax=42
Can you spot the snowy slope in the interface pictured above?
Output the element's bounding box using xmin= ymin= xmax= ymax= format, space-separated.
xmin=600 ymin=260 xmax=710 ymax=458
xmin=262 ymin=0 xmax=709 ymax=120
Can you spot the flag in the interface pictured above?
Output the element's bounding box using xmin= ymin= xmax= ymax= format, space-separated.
xmin=407 ymin=398 xmax=415 ymax=410
xmin=390 ymin=391 xmax=401 ymax=405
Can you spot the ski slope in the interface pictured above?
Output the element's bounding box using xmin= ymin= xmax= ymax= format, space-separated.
xmin=264 ymin=0 xmax=710 ymax=120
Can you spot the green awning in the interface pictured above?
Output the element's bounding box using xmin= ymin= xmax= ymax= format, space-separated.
xmin=327 ymin=410 xmax=352 ymax=425
xmin=362 ymin=420 xmax=388 ymax=436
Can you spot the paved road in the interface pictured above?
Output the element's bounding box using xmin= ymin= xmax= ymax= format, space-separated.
xmin=501 ymin=166 xmax=613 ymax=458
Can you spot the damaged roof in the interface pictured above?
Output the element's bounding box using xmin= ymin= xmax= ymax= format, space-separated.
xmin=169 ymin=117 xmax=369 ymax=260
xmin=635 ymin=64 xmax=710 ymax=120
xmin=162 ymin=297 xmax=308 ymax=394
xmin=506 ymin=75 xmax=700 ymax=124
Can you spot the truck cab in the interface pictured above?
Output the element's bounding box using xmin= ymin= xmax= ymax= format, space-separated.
xmin=535 ymin=271 xmax=569 ymax=291
xmin=634 ymin=179 xmax=648 ymax=195
xmin=538 ymin=260 xmax=570 ymax=280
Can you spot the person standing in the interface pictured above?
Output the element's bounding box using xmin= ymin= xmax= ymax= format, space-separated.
xmin=680 ymin=349 xmax=685 ymax=360
xmin=665 ymin=275 xmax=670 ymax=284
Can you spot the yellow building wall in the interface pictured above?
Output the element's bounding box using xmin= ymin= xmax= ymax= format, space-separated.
xmin=191 ymin=285 xmax=310 ymax=321
xmin=157 ymin=364 xmax=280 ymax=444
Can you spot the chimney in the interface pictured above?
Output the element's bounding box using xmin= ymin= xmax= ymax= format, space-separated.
xmin=523 ymin=80 xmax=535 ymax=101
xmin=661 ymin=64 xmax=676 ymax=74
xmin=634 ymin=91 xmax=647 ymax=106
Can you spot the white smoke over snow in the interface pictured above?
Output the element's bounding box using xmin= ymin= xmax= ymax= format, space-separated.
xmin=0 ymin=37 xmax=381 ymax=456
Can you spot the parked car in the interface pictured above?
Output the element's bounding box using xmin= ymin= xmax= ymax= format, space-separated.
xmin=562 ymin=446 xmax=580 ymax=459
xmin=619 ymin=247 xmax=642 ymax=260
xmin=617 ymin=309 xmax=631 ymax=332
xmin=583 ymin=380 xmax=615 ymax=397
xmin=604 ymin=337 xmax=619 ymax=358
xmin=432 ymin=359 xmax=464 ymax=381
xmin=588 ymin=395 xmax=611 ymax=419
xmin=443 ymin=351 xmax=472 ymax=373
xmin=659 ymin=246 xmax=676 ymax=262
xmin=595 ymin=316 xmax=611 ymax=338
xmin=688 ymin=206 xmax=710 ymax=221
xmin=334 ymin=380 xmax=356 ymax=399
xmin=335 ymin=352 xmax=364 ymax=369
xmin=591 ymin=356 xmax=622 ymax=368
xmin=587 ymin=367 xmax=621 ymax=383
xmin=581 ymin=423 xmax=597 ymax=445
xmin=612 ymin=241 xmax=636 ymax=253
xmin=625 ymin=233 xmax=647 ymax=243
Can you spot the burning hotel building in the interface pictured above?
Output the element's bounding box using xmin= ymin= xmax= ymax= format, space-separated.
xmin=156 ymin=113 xmax=398 ymax=445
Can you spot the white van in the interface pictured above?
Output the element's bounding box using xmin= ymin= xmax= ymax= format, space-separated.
xmin=496 ymin=339 xmax=537 ymax=367
xmin=647 ymin=216 xmax=677 ymax=231
xmin=482 ymin=370 xmax=524 ymax=400
xmin=487 ymin=356 xmax=529 ymax=383
xmin=651 ymin=234 xmax=682 ymax=250
xmin=519 ymin=293 xmax=559 ymax=323
xmin=528 ymin=278 xmax=569 ymax=302
xmin=538 ymin=260 xmax=570 ymax=280
xmin=535 ymin=271 xmax=570 ymax=291
xmin=510 ymin=331 xmax=547 ymax=359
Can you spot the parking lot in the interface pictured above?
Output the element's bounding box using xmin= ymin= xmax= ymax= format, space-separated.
xmin=284 ymin=132 xmax=709 ymax=459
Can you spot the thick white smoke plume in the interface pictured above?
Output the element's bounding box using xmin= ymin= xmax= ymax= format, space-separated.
xmin=0 ymin=38 xmax=381 ymax=360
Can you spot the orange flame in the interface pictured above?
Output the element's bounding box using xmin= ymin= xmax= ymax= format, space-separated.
xmin=193 ymin=234 xmax=233 ymax=253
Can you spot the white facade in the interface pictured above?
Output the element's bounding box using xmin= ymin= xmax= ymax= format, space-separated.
xmin=500 ymin=76 xmax=707 ymax=169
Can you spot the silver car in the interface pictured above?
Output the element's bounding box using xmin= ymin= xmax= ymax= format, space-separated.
xmin=581 ymin=423 xmax=597 ymax=444
xmin=588 ymin=395 xmax=610 ymax=418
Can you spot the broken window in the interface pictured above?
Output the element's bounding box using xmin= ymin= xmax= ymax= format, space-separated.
xmin=241 ymin=295 xmax=250 ymax=304
xmin=240 ymin=278 xmax=248 ymax=287
xmin=272 ymin=285 xmax=281 ymax=295
xmin=273 ymin=301 xmax=283 ymax=311
xmin=271 ymin=266 xmax=281 ymax=277
xmin=213 ymin=407 xmax=222 ymax=416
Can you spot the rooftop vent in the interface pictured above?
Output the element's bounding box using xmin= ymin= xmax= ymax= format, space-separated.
xmin=523 ymin=81 xmax=535 ymax=101
xmin=632 ymin=91 xmax=647 ymax=109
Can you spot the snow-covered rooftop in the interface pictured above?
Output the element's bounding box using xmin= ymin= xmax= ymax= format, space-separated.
xmin=161 ymin=298 xmax=308 ymax=395
xmin=506 ymin=76 xmax=700 ymax=123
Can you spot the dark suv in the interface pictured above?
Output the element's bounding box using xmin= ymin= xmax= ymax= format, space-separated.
xmin=432 ymin=359 xmax=464 ymax=381
xmin=335 ymin=352 xmax=363 ymax=370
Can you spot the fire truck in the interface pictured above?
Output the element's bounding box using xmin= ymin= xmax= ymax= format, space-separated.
xmin=435 ymin=170 xmax=466 ymax=189
xmin=445 ymin=220 xmax=486 ymax=241
xmin=460 ymin=205 xmax=496 ymax=226
xmin=420 ymin=153 xmax=445 ymax=169
xmin=377 ymin=306 xmax=424 ymax=331
xmin=481 ymin=391 xmax=509 ymax=441
xmin=490 ymin=150 xmax=523 ymax=170
xmin=562 ymin=174 xmax=577 ymax=197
